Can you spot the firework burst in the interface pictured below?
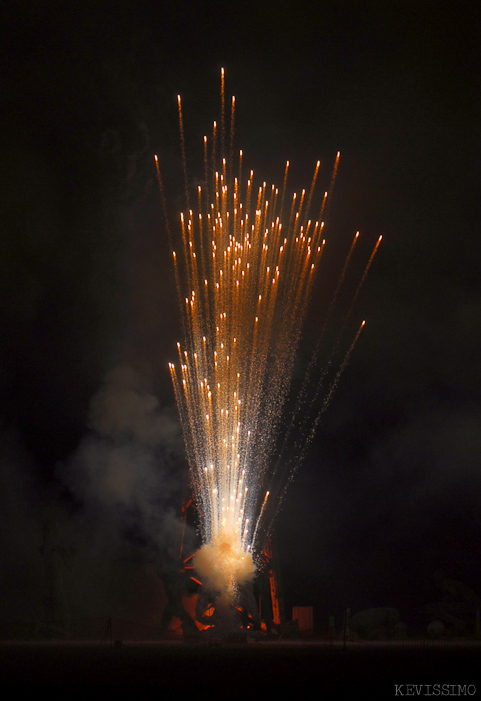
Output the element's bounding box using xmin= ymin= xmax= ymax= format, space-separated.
xmin=156 ymin=70 xmax=378 ymax=604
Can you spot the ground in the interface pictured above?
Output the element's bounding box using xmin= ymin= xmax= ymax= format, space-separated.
xmin=0 ymin=640 xmax=478 ymax=696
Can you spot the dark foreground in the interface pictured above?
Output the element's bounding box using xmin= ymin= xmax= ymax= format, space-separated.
xmin=0 ymin=640 xmax=479 ymax=698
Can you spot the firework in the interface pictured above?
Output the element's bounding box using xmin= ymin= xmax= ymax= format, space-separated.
xmin=157 ymin=71 xmax=375 ymax=604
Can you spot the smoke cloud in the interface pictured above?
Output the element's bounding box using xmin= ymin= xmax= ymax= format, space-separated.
xmin=193 ymin=533 xmax=255 ymax=608
xmin=60 ymin=364 xmax=186 ymax=552
xmin=53 ymin=364 xmax=194 ymax=624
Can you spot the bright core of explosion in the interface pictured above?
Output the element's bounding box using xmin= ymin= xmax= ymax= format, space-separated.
xmin=193 ymin=530 xmax=255 ymax=606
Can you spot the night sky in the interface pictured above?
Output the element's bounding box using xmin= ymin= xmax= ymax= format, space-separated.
xmin=1 ymin=1 xmax=480 ymax=630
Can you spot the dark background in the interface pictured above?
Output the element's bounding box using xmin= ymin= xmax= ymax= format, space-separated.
xmin=1 ymin=0 xmax=480 ymax=630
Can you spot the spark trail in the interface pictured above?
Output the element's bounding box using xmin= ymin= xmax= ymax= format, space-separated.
xmin=159 ymin=71 xmax=377 ymax=605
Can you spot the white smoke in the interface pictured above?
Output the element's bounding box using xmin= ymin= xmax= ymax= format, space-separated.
xmin=88 ymin=365 xmax=181 ymax=449
xmin=60 ymin=364 xmax=187 ymax=557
